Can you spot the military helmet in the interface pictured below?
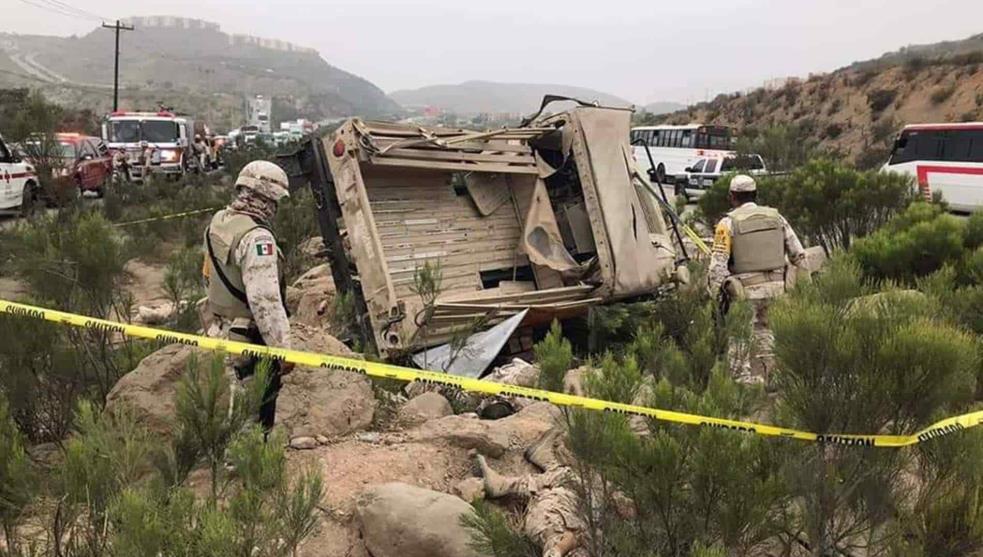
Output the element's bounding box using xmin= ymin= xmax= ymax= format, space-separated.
xmin=235 ymin=160 xmax=290 ymax=201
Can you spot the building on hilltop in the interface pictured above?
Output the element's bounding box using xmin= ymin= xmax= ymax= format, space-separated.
xmin=123 ymin=16 xmax=219 ymax=32
xmin=120 ymin=16 xmax=316 ymax=54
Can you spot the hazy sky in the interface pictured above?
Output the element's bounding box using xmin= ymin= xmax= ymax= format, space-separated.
xmin=7 ymin=0 xmax=983 ymax=104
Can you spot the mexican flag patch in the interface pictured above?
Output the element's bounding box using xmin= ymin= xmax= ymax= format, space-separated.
xmin=256 ymin=242 xmax=275 ymax=256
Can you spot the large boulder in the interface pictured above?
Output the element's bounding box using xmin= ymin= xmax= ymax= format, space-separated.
xmin=104 ymin=344 xmax=201 ymax=437
xmin=276 ymin=323 xmax=376 ymax=440
xmin=355 ymin=483 xmax=481 ymax=557
xmin=398 ymin=392 xmax=453 ymax=426
xmin=287 ymin=264 xmax=336 ymax=330
xmin=410 ymin=402 xmax=562 ymax=457
xmin=105 ymin=323 xmax=363 ymax=440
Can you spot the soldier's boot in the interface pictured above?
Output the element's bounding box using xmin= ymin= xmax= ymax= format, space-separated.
xmin=524 ymin=428 xmax=563 ymax=472
xmin=474 ymin=454 xmax=515 ymax=498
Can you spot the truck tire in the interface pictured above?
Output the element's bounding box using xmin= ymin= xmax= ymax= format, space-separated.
xmin=655 ymin=163 xmax=667 ymax=184
xmin=19 ymin=181 xmax=39 ymax=218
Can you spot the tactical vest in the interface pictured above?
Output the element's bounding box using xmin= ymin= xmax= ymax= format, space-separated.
xmin=728 ymin=204 xmax=786 ymax=274
xmin=204 ymin=209 xmax=285 ymax=320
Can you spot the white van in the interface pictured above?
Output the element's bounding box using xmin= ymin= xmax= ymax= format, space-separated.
xmin=0 ymin=134 xmax=40 ymax=215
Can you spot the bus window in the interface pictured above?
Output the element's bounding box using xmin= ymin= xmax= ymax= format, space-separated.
xmin=680 ymin=130 xmax=693 ymax=148
xmin=971 ymin=132 xmax=983 ymax=162
xmin=695 ymin=132 xmax=709 ymax=149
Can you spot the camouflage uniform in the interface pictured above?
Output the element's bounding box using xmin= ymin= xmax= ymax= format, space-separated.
xmin=707 ymin=202 xmax=806 ymax=383
xmin=203 ymin=162 xmax=291 ymax=430
xmin=476 ymin=429 xmax=588 ymax=557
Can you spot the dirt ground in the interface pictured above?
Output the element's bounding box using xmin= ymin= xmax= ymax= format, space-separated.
xmin=122 ymin=259 xmax=171 ymax=309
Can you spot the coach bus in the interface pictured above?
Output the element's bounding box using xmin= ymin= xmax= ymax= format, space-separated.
xmin=883 ymin=122 xmax=983 ymax=213
xmin=630 ymin=124 xmax=734 ymax=183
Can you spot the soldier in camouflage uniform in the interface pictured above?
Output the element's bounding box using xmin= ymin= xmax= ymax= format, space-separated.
xmin=475 ymin=428 xmax=587 ymax=557
xmin=203 ymin=160 xmax=294 ymax=431
xmin=707 ymin=175 xmax=807 ymax=384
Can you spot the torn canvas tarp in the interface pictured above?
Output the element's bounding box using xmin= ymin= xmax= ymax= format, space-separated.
xmin=412 ymin=309 xmax=529 ymax=378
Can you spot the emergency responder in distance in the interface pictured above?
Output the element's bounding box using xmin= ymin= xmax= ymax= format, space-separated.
xmin=203 ymin=160 xmax=294 ymax=431
xmin=707 ymin=174 xmax=808 ymax=384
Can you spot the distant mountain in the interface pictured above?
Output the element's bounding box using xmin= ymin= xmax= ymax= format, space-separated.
xmin=0 ymin=17 xmax=401 ymax=130
xmin=642 ymin=101 xmax=687 ymax=115
xmin=390 ymin=80 xmax=635 ymax=115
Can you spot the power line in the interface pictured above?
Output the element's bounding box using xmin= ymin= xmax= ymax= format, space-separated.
xmin=15 ymin=0 xmax=103 ymax=22
xmin=39 ymin=0 xmax=107 ymax=21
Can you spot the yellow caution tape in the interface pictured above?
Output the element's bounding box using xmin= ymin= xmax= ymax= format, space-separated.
xmin=113 ymin=207 xmax=219 ymax=227
xmin=1 ymin=298 xmax=980 ymax=448
xmin=682 ymin=224 xmax=711 ymax=255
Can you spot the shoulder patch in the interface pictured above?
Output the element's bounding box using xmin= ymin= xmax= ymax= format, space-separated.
xmin=255 ymin=241 xmax=275 ymax=257
xmin=712 ymin=221 xmax=731 ymax=254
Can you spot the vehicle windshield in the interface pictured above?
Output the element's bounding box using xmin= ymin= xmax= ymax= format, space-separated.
xmin=109 ymin=121 xmax=141 ymax=143
xmin=142 ymin=121 xmax=180 ymax=142
xmin=57 ymin=142 xmax=77 ymax=159
xmin=108 ymin=120 xmax=179 ymax=143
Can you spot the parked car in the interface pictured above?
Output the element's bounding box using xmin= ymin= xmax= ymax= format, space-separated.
xmin=0 ymin=133 xmax=41 ymax=216
xmin=674 ymin=153 xmax=767 ymax=201
xmin=53 ymin=133 xmax=113 ymax=195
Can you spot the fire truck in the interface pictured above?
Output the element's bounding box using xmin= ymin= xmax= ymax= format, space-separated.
xmin=101 ymin=111 xmax=195 ymax=182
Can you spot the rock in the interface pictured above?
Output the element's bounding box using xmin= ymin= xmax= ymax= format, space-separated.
xmin=277 ymin=366 xmax=376 ymax=439
xmin=398 ymin=392 xmax=453 ymax=426
xmin=298 ymin=237 xmax=327 ymax=258
xmin=288 ymin=322 xmax=352 ymax=357
xmin=563 ymin=366 xmax=589 ymax=397
xmin=277 ymin=324 xmax=375 ymax=439
xmin=290 ymin=436 xmax=319 ymax=450
xmin=105 ymin=323 xmax=358 ymax=441
xmin=410 ymin=402 xmax=561 ymax=457
xmin=356 ymin=483 xmax=481 ymax=557
xmin=453 ymin=478 xmax=485 ymax=503
xmin=287 ymin=264 xmax=336 ymax=329
xmin=105 ymin=344 xmax=201 ymax=438
xmin=356 ymin=431 xmax=382 ymax=444
xmin=316 ymin=435 xmax=330 ymax=445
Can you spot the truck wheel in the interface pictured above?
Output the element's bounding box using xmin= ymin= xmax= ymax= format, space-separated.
xmin=655 ymin=164 xmax=667 ymax=184
xmin=674 ymin=182 xmax=689 ymax=203
xmin=20 ymin=182 xmax=39 ymax=218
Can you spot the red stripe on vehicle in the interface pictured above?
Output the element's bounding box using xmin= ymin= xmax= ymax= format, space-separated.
xmin=7 ymin=173 xmax=35 ymax=180
xmin=916 ymin=165 xmax=983 ymax=200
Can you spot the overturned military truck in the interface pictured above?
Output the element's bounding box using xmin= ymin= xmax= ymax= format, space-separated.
xmin=286 ymin=98 xmax=688 ymax=369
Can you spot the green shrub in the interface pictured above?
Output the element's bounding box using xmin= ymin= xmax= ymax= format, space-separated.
xmin=0 ymin=395 xmax=36 ymax=554
xmin=461 ymin=500 xmax=539 ymax=557
xmin=771 ymin=259 xmax=979 ymax=553
xmin=931 ymin=84 xmax=957 ymax=105
xmin=868 ymin=88 xmax=898 ymax=113
xmin=851 ymin=203 xmax=969 ymax=282
xmin=534 ymin=320 xmax=574 ymax=393
xmin=696 ymin=160 xmax=914 ymax=253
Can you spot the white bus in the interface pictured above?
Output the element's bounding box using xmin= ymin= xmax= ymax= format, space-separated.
xmin=630 ymin=124 xmax=735 ymax=183
xmin=884 ymin=122 xmax=983 ymax=213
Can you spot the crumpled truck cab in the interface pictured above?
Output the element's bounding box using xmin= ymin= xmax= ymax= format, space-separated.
xmin=295 ymin=102 xmax=681 ymax=357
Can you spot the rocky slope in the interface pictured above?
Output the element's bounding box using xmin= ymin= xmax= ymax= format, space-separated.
xmin=660 ymin=34 xmax=983 ymax=166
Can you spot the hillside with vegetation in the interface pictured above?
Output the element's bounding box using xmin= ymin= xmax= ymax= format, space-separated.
xmin=0 ymin=22 xmax=400 ymax=130
xmin=660 ymin=33 xmax=983 ymax=168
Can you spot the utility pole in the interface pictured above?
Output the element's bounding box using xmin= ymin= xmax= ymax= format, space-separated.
xmin=102 ymin=20 xmax=134 ymax=111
